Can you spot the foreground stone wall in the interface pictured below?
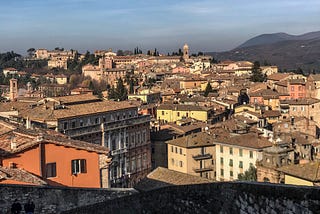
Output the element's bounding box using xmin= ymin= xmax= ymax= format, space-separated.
xmin=64 ymin=182 xmax=320 ymax=214
xmin=0 ymin=184 xmax=137 ymax=214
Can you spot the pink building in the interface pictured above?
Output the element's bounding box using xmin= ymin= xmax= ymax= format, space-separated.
xmin=172 ymin=66 xmax=189 ymax=74
xmin=289 ymin=79 xmax=306 ymax=99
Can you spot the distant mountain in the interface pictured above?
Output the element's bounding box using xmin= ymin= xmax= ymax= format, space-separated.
xmin=237 ymin=31 xmax=320 ymax=48
xmin=208 ymin=31 xmax=320 ymax=72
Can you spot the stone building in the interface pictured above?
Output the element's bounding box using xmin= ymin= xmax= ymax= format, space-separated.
xmin=257 ymin=137 xmax=294 ymax=183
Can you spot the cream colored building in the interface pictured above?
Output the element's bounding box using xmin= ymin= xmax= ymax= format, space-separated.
xmin=167 ymin=132 xmax=215 ymax=180
xmin=214 ymin=133 xmax=272 ymax=181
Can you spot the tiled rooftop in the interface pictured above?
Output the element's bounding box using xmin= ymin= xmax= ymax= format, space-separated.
xmin=0 ymin=120 xmax=109 ymax=156
xmin=134 ymin=167 xmax=212 ymax=191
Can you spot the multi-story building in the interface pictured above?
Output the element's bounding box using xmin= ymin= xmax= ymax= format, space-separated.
xmin=0 ymin=94 xmax=151 ymax=187
xmin=280 ymin=98 xmax=320 ymax=125
xmin=0 ymin=120 xmax=111 ymax=188
xmin=166 ymin=132 xmax=215 ymax=180
xmin=214 ymin=133 xmax=272 ymax=181
xmin=288 ymin=79 xmax=306 ymax=99
xmin=157 ymin=104 xmax=214 ymax=123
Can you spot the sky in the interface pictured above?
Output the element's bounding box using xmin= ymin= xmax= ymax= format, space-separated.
xmin=0 ymin=0 xmax=319 ymax=55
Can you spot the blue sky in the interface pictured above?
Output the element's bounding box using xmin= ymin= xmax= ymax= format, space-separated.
xmin=0 ymin=0 xmax=319 ymax=55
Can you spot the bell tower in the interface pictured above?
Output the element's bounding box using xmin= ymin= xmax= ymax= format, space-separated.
xmin=10 ymin=78 xmax=18 ymax=101
xmin=183 ymin=43 xmax=189 ymax=60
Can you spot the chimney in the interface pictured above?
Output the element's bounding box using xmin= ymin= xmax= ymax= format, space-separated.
xmin=26 ymin=117 xmax=31 ymax=129
xmin=10 ymin=136 xmax=17 ymax=150
xmin=36 ymin=133 xmax=44 ymax=142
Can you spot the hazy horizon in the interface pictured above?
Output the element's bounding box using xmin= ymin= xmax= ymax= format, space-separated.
xmin=1 ymin=0 xmax=319 ymax=55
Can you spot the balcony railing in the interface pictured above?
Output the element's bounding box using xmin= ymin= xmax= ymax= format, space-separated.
xmin=192 ymin=153 xmax=212 ymax=160
xmin=193 ymin=165 xmax=214 ymax=173
xmin=111 ymin=148 xmax=128 ymax=156
xmin=62 ymin=115 xmax=150 ymax=138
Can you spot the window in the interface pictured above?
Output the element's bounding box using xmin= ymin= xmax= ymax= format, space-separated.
xmin=171 ymin=146 xmax=173 ymax=153
xmin=220 ymin=157 xmax=224 ymax=165
xmin=229 ymin=147 xmax=233 ymax=155
xmin=71 ymin=121 xmax=76 ymax=128
xmin=179 ymin=161 xmax=183 ymax=167
xmin=230 ymin=171 xmax=233 ymax=177
xmin=180 ymin=148 xmax=182 ymax=155
xmin=239 ymin=149 xmax=243 ymax=157
xmin=162 ymin=111 xmax=165 ymax=116
xmin=239 ymin=161 xmax=243 ymax=168
xmin=175 ymin=147 xmax=178 ymax=153
xmin=220 ymin=146 xmax=223 ymax=153
xmin=63 ymin=122 xmax=68 ymax=130
xmin=71 ymin=159 xmax=87 ymax=174
xmin=229 ymin=159 xmax=233 ymax=167
xmin=46 ymin=163 xmax=56 ymax=178
xmin=291 ymin=86 xmax=294 ymax=91
xmin=249 ymin=151 xmax=253 ymax=158
xmin=220 ymin=169 xmax=224 ymax=176
xmin=177 ymin=112 xmax=180 ymax=117
xmin=79 ymin=120 xmax=84 ymax=127
xmin=310 ymin=116 xmax=314 ymax=121
xmin=171 ymin=158 xmax=174 ymax=165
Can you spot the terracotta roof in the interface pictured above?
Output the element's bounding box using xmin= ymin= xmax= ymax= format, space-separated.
xmin=0 ymin=120 xmax=109 ymax=156
xmin=308 ymin=74 xmax=320 ymax=81
xmin=249 ymin=89 xmax=279 ymax=99
xmin=268 ymin=73 xmax=290 ymax=81
xmin=278 ymin=162 xmax=320 ymax=182
xmin=158 ymin=104 xmax=211 ymax=112
xmin=275 ymin=80 xmax=288 ymax=87
xmin=166 ymin=132 xmax=214 ymax=148
xmin=134 ymin=167 xmax=213 ymax=191
xmin=214 ymin=133 xmax=272 ymax=150
xmin=18 ymin=99 xmax=137 ymax=121
xmin=0 ymin=166 xmax=47 ymax=185
xmin=289 ymin=79 xmax=306 ymax=85
xmin=263 ymin=110 xmax=281 ymax=117
xmin=281 ymin=98 xmax=320 ymax=105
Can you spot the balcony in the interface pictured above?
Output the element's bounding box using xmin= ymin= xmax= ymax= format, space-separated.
xmin=111 ymin=148 xmax=128 ymax=156
xmin=192 ymin=153 xmax=212 ymax=160
xmin=193 ymin=165 xmax=214 ymax=173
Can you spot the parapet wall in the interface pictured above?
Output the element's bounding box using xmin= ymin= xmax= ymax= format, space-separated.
xmin=0 ymin=184 xmax=137 ymax=214
xmin=64 ymin=182 xmax=320 ymax=214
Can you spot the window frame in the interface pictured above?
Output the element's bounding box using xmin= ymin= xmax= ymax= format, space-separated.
xmin=71 ymin=159 xmax=87 ymax=175
xmin=46 ymin=162 xmax=57 ymax=178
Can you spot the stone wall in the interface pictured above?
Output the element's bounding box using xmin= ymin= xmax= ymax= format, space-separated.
xmin=0 ymin=184 xmax=137 ymax=214
xmin=64 ymin=182 xmax=320 ymax=214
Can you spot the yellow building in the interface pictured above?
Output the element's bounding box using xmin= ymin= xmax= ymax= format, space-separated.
xmin=214 ymin=133 xmax=272 ymax=181
xmin=234 ymin=104 xmax=258 ymax=114
xmin=167 ymin=132 xmax=215 ymax=180
xmin=278 ymin=162 xmax=320 ymax=186
xmin=157 ymin=104 xmax=213 ymax=123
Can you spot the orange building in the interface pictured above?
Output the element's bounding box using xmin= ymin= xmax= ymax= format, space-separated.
xmin=288 ymin=79 xmax=306 ymax=99
xmin=0 ymin=120 xmax=110 ymax=188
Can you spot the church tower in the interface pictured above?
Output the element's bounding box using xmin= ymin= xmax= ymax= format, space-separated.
xmin=183 ymin=43 xmax=189 ymax=60
xmin=10 ymin=78 xmax=18 ymax=101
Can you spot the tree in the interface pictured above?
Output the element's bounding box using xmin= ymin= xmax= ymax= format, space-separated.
xmin=108 ymin=78 xmax=128 ymax=101
xmin=116 ymin=50 xmax=124 ymax=56
xmin=238 ymin=165 xmax=257 ymax=181
xmin=27 ymin=48 xmax=35 ymax=58
xmin=250 ymin=61 xmax=266 ymax=82
xmin=204 ymin=82 xmax=213 ymax=97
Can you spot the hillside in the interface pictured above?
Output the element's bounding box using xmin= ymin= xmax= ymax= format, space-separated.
xmin=209 ymin=31 xmax=320 ymax=72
